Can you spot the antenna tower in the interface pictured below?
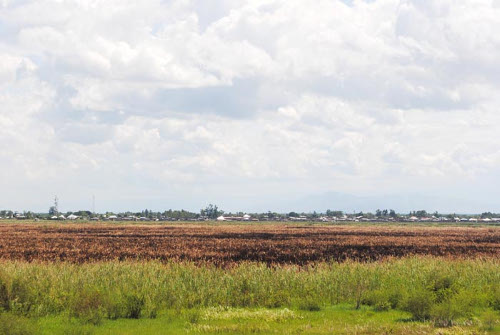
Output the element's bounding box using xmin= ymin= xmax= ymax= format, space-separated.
xmin=54 ymin=196 xmax=59 ymax=215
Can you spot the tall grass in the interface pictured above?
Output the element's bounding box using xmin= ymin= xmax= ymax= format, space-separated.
xmin=0 ymin=257 xmax=498 ymax=325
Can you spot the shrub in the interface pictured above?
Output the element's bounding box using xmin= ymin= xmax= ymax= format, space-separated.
xmin=123 ymin=294 xmax=144 ymax=319
xmin=0 ymin=279 xmax=9 ymax=312
xmin=69 ymin=289 xmax=105 ymax=325
xmin=492 ymin=287 xmax=500 ymax=311
xmin=404 ymin=290 xmax=434 ymax=321
xmin=429 ymin=288 xmax=483 ymax=327
xmin=104 ymin=298 xmax=123 ymax=320
xmin=8 ymin=279 xmax=32 ymax=315
xmin=298 ymin=299 xmax=321 ymax=312
xmin=388 ymin=290 xmax=404 ymax=309
xmin=428 ymin=274 xmax=456 ymax=304
xmin=362 ymin=290 xmax=396 ymax=311
xmin=351 ymin=266 xmax=372 ymax=310
xmin=431 ymin=301 xmax=461 ymax=327
xmin=451 ymin=289 xmax=486 ymax=319
xmin=374 ymin=300 xmax=391 ymax=312
xmin=145 ymin=308 xmax=158 ymax=319
xmin=264 ymin=289 xmax=290 ymax=308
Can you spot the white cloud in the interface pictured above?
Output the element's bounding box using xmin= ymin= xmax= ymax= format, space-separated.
xmin=1 ymin=0 xmax=500 ymax=212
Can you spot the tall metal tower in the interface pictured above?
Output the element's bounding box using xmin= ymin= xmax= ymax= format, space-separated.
xmin=92 ymin=195 xmax=95 ymax=214
xmin=54 ymin=195 xmax=59 ymax=215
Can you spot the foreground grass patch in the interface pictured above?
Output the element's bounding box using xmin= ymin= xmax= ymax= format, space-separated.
xmin=0 ymin=257 xmax=498 ymax=333
xmin=4 ymin=306 xmax=498 ymax=335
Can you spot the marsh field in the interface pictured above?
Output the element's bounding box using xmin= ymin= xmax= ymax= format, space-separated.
xmin=0 ymin=222 xmax=498 ymax=334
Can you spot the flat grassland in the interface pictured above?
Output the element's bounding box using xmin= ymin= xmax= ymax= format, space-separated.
xmin=0 ymin=222 xmax=498 ymax=334
xmin=0 ymin=223 xmax=498 ymax=264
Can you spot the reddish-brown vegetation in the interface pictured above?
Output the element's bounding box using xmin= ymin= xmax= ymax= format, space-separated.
xmin=0 ymin=223 xmax=498 ymax=265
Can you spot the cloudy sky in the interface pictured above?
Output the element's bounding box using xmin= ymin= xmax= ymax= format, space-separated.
xmin=1 ymin=0 xmax=500 ymax=213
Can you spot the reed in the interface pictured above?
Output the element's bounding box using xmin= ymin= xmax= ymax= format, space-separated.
xmin=0 ymin=257 xmax=498 ymax=325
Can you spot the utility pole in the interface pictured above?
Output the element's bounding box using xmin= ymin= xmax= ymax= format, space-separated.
xmin=92 ymin=195 xmax=95 ymax=214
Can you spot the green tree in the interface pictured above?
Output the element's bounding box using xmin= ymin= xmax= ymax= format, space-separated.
xmin=201 ymin=204 xmax=222 ymax=219
xmin=413 ymin=210 xmax=427 ymax=218
xmin=49 ymin=206 xmax=58 ymax=216
xmin=326 ymin=210 xmax=343 ymax=217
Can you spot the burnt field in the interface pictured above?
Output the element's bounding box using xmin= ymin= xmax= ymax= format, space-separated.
xmin=0 ymin=223 xmax=498 ymax=265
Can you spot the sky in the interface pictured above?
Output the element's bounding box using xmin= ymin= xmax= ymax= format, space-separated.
xmin=1 ymin=0 xmax=500 ymax=213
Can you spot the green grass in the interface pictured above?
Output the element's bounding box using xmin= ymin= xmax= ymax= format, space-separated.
xmin=0 ymin=258 xmax=498 ymax=334
xmin=3 ymin=306 xmax=499 ymax=334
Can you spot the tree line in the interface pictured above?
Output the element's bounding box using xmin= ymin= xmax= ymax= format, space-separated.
xmin=1 ymin=207 xmax=499 ymax=220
